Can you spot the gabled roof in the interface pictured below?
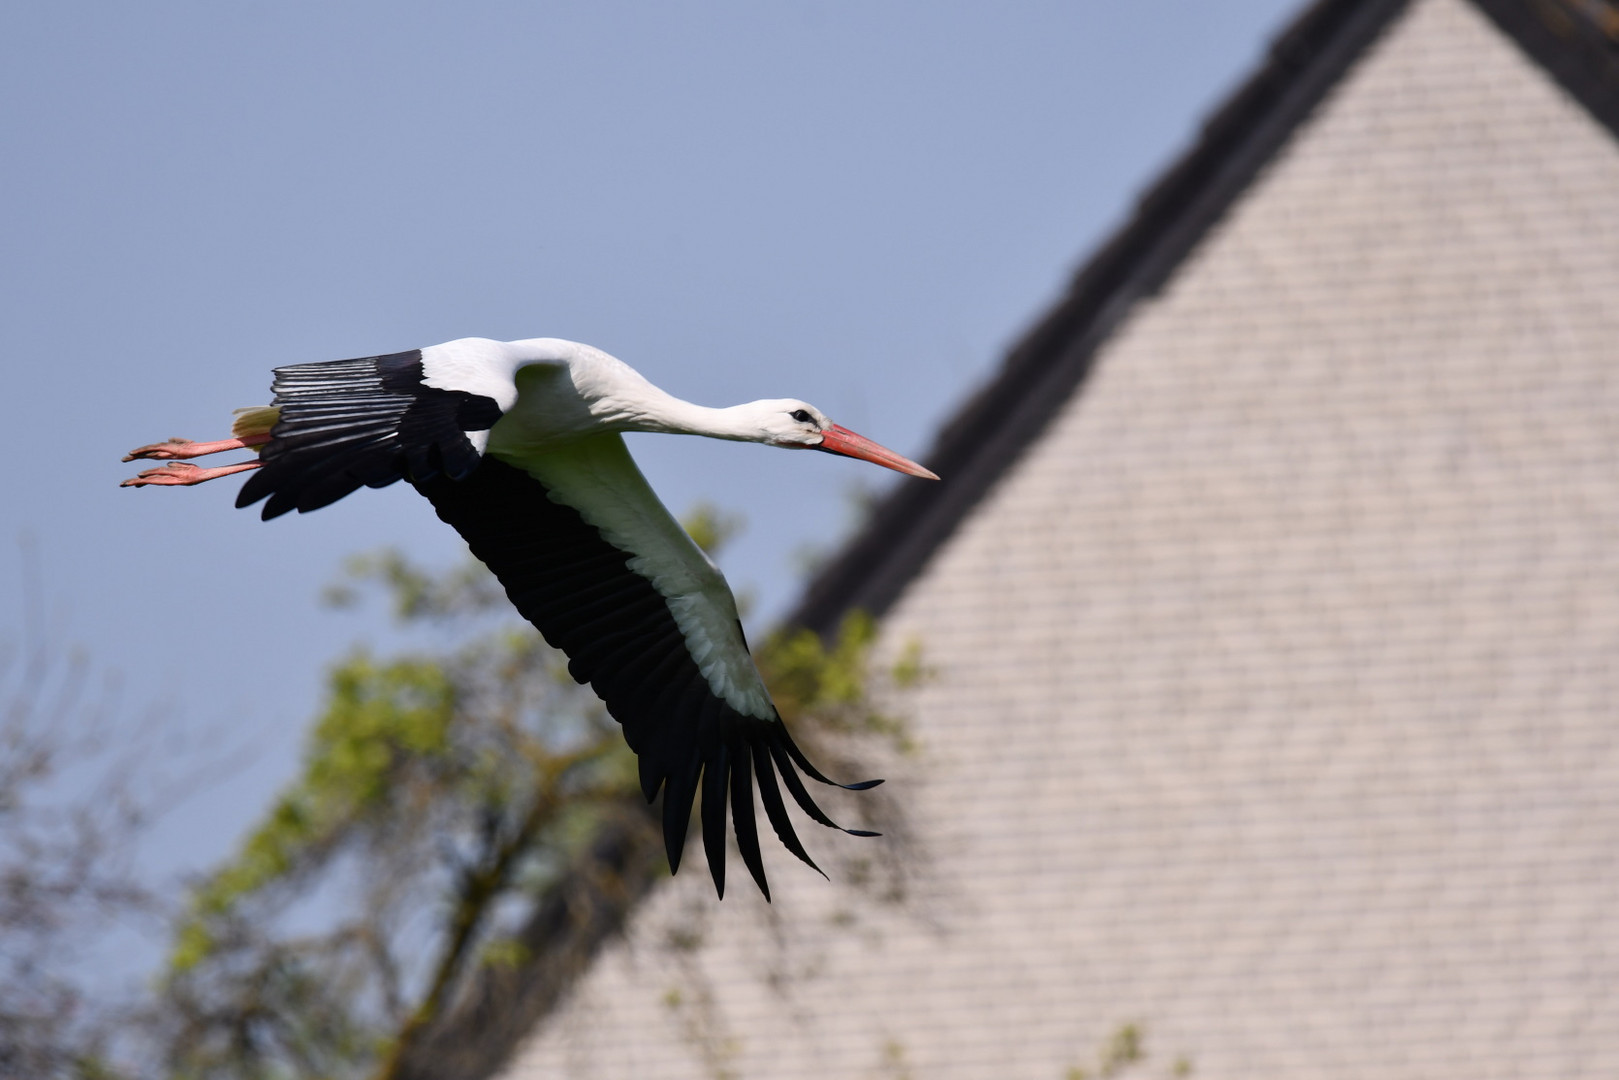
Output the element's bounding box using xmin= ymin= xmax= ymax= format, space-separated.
xmin=428 ymin=3 xmax=1619 ymax=1074
xmin=789 ymin=0 xmax=1619 ymax=638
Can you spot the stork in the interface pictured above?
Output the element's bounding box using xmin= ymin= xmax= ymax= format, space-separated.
xmin=122 ymin=337 xmax=937 ymax=899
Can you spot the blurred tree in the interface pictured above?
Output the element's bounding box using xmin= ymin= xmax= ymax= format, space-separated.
xmin=1063 ymin=1023 xmax=1193 ymax=1080
xmin=0 ymin=615 xmax=160 ymax=1078
xmin=153 ymin=507 xmax=916 ymax=1080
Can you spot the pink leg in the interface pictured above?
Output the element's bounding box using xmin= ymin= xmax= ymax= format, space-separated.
xmin=122 ymin=433 xmax=270 ymax=463
xmin=121 ymin=460 xmax=262 ymax=488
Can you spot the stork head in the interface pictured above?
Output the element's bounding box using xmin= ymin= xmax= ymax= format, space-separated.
xmin=742 ymin=399 xmax=939 ymax=480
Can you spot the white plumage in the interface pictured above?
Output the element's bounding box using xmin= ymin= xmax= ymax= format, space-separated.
xmin=123 ymin=336 xmax=936 ymax=898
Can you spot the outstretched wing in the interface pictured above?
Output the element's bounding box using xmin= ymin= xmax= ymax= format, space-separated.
xmin=236 ymin=348 xmax=505 ymax=519
xmin=414 ymin=437 xmax=879 ymax=900
xmin=233 ymin=346 xmax=878 ymax=897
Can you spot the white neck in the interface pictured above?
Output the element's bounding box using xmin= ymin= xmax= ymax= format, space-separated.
xmin=501 ymin=338 xmax=782 ymax=444
xmin=629 ymin=398 xmax=772 ymax=442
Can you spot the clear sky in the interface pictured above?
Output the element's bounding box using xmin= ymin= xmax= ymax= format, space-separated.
xmin=1 ymin=1 xmax=1298 ymax=910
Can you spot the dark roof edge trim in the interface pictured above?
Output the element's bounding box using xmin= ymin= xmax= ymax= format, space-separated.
xmin=1470 ymin=0 xmax=1619 ymax=136
xmin=788 ymin=0 xmax=1413 ymax=637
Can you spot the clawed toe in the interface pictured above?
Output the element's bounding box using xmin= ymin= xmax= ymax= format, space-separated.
xmin=122 ymin=461 xmax=261 ymax=488
xmin=122 ymin=434 xmax=269 ymax=462
xmin=122 ymin=462 xmax=202 ymax=487
xmin=123 ymin=438 xmax=198 ymax=462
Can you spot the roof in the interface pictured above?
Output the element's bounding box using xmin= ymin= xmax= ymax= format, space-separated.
xmin=436 ymin=2 xmax=1619 ymax=1074
xmin=500 ymin=0 xmax=1619 ymax=1071
xmin=788 ymin=0 xmax=1619 ymax=638
xmin=503 ymin=0 xmax=1619 ymax=1068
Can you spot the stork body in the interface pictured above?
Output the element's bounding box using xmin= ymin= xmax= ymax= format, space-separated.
xmin=123 ymin=337 xmax=936 ymax=898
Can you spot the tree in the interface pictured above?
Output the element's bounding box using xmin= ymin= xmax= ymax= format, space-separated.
xmin=0 ymin=608 xmax=159 ymax=1078
xmin=153 ymin=510 xmax=918 ymax=1080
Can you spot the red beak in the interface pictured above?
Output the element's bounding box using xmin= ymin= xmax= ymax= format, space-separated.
xmin=815 ymin=424 xmax=939 ymax=480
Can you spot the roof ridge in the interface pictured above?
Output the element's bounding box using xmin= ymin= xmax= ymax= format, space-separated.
xmin=789 ymin=0 xmax=1619 ymax=637
xmin=1472 ymin=0 xmax=1619 ymax=132
xmin=788 ymin=0 xmax=1413 ymax=636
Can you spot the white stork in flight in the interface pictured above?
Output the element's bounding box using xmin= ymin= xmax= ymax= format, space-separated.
xmin=122 ymin=337 xmax=937 ymax=899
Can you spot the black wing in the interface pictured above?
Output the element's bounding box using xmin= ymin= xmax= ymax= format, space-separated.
xmin=231 ymin=349 xmax=879 ymax=898
xmin=414 ymin=454 xmax=880 ymax=900
xmin=236 ymin=350 xmax=504 ymax=520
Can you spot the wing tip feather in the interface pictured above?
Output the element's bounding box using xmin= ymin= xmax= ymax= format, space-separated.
xmin=410 ymin=456 xmax=879 ymax=902
xmin=684 ymin=716 xmax=878 ymax=899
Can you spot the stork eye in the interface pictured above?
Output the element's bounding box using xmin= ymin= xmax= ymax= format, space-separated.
xmin=789 ymin=409 xmax=814 ymax=424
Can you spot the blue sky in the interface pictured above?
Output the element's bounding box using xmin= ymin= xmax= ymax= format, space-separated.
xmin=1 ymin=1 xmax=1297 ymax=904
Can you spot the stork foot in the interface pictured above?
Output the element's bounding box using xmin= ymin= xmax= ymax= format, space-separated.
xmin=121 ymin=461 xmax=262 ymax=488
xmin=122 ymin=434 xmax=269 ymax=462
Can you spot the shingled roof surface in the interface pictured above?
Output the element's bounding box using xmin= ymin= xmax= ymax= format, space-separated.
xmin=497 ymin=0 xmax=1619 ymax=1075
xmin=791 ymin=0 xmax=1619 ymax=638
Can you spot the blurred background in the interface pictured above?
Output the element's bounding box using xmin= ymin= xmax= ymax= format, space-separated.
xmin=0 ymin=0 xmax=1292 ymax=890
xmin=7 ymin=0 xmax=1618 ymax=1077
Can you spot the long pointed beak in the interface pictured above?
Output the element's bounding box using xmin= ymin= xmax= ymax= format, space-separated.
xmin=815 ymin=424 xmax=939 ymax=480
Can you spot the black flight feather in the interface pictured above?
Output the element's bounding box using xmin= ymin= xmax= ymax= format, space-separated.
xmin=753 ymin=745 xmax=823 ymax=876
xmin=729 ymin=749 xmax=768 ymax=897
xmin=229 ymin=349 xmax=880 ymax=897
xmin=413 ymin=456 xmax=881 ymax=898
xmin=701 ymin=744 xmax=730 ymax=898
xmin=237 ymin=350 xmax=500 ymax=520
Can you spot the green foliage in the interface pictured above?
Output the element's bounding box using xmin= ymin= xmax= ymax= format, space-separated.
xmin=176 ymin=655 xmax=456 ymax=968
xmin=156 ymin=518 xmax=914 ymax=1080
xmin=1100 ymin=1023 xmax=1144 ymax=1076
xmin=477 ymin=937 xmax=531 ymax=971
xmin=1065 ymin=1023 xmax=1192 ymax=1080
xmin=159 ymin=553 xmax=631 ymax=1080
xmin=761 ymin=612 xmax=921 ymax=753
